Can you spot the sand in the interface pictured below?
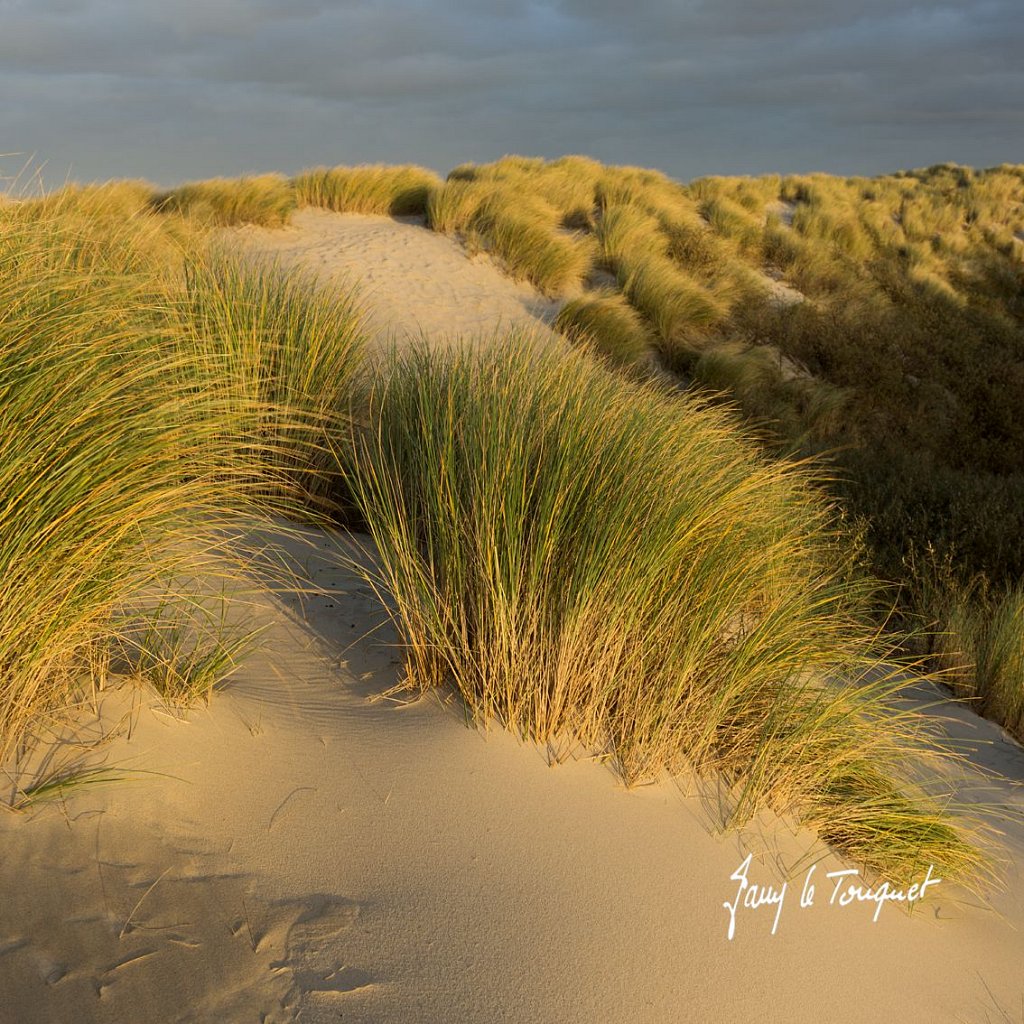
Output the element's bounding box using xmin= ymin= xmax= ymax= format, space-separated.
xmin=231 ymin=208 xmax=562 ymax=348
xmin=3 ymin=213 xmax=1024 ymax=1024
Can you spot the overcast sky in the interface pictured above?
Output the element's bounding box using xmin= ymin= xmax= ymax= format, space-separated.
xmin=2 ymin=0 xmax=1021 ymax=188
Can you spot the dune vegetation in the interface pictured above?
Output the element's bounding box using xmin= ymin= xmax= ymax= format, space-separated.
xmin=415 ymin=156 xmax=1024 ymax=746
xmin=152 ymin=172 xmax=296 ymax=227
xmin=5 ymin=155 xmax=1019 ymax=888
xmin=345 ymin=340 xmax=986 ymax=886
xmin=156 ymin=165 xmax=442 ymax=226
xmin=555 ymin=291 xmax=651 ymax=367
xmin=293 ymin=164 xmax=442 ymax=216
xmin=0 ymin=184 xmax=365 ymax=763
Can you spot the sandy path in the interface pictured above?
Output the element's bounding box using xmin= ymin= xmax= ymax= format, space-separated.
xmin=232 ymin=208 xmax=562 ymax=348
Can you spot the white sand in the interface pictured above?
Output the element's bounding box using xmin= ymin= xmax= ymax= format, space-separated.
xmin=3 ymin=214 xmax=1024 ymax=1024
xmin=767 ymin=199 xmax=798 ymax=227
xmin=232 ymin=208 xmax=563 ymax=348
xmin=758 ymin=265 xmax=807 ymax=309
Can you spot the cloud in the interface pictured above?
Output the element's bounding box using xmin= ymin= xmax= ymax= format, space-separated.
xmin=0 ymin=0 xmax=1020 ymax=186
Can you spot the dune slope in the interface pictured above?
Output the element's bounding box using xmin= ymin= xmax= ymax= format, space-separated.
xmin=2 ymin=213 xmax=1024 ymax=1024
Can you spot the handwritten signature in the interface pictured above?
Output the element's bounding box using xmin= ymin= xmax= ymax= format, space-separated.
xmin=723 ymin=853 xmax=941 ymax=940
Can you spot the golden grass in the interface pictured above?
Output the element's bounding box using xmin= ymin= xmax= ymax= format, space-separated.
xmin=929 ymin=580 xmax=1024 ymax=742
xmin=430 ymin=156 xmax=1024 ymax=753
xmin=555 ymin=291 xmax=652 ymax=367
xmin=425 ymin=178 xmax=498 ymax=235
xmin=293 ymin=164 xmax=441 ymax=216
xmin=345 ymin=339 xmax=988 ymax=887
xmin=622 ymin=254 xmax=730 ymax=342
xmin=153 ymin=173 xmax=296 ymax=227
xmin=472 ymin=192 xmax=593 ymax=295
xmin=0 ymin=187 xmax=366 ymax=756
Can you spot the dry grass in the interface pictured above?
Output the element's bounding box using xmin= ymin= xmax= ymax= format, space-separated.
xmin=555 ymin=291 xmax=652 ymax=367
xmin=293 ymin=164 xmax=441 ymax=216
xmin=470 ymin=192 xmax=593 ymax=295
xmin=345 ymin=339 xmax=987 ymax=887
xmin=622 ymin=255 xmax=730 ymax=342
xmin=410 ymin=155 xmax=1024 ymax=748
xmin=930 ymin=580 xmax=1024 ymax=742
xmin=0 ymin=185 xmax=366 ymax=756
xmin=153 ymin=173 xmax=296 ymax=227
xmin=180 ymin=253 xmax=367 ymax=509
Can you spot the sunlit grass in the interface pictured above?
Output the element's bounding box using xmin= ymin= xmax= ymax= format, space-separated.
xmin=470 ymin=191 xmax=593 ymax=295
xmin=293 ymin=164 xmax=441 ymax=216
xmin=346 ymin=339 xmax=987 ymax=887
xmin=153 ymin=173 xmax=296 ymax=227
xmin=555 ymin=291 xmax=652 ymax=367
xmin=180 ymin=253 xmax=367 ymax=509
xmin=0 ymin=185 xmax=366 ymax=758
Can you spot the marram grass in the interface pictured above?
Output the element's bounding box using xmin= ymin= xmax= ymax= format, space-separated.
xmin=555 ymin=291 xmax=651 ymax=367
xmin=0 ymin=184 xmax=366 ymax=757
xmin=471 ymin=193 xmax=593 ymax=295
xmin=0 ymin=200 xmax=257 ymax=751
xmin=346 ymin=339 xmax=987 ymax=887
xmin=153 ymin=173 xmax=296 ymax=227
xmin=180 ymin=252 xmax=367 ymax=509
xmin=293 ymin=164 xmax=441 ymax=216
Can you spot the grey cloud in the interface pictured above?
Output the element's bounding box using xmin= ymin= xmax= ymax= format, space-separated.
xmin=0 ymin=0 xmax=1020 ymax=187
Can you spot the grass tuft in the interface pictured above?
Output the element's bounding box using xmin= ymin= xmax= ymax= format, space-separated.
xmin=153 ymin=174 xmax=296 ymax=227
xmin=555 ymin=291 xmax=652 ymax=367
xmin=346 ymin=339 xmax=986 ymax=887
xmin=0 ymin=180 xmax=365 ymax=757
xmin=293 ymin=164 xmax=441 ymax=216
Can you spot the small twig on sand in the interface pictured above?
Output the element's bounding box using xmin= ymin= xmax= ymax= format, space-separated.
xmin=120 ymin=867 xmax=172 ymax=939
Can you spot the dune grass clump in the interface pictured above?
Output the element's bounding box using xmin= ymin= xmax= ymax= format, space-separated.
xmin=427 ymin=175 xmax=594 ymax=295
xmin=448 ymin=155 xmax=603 ymax=227
xmin=0 ymin=185 xmax=368 ymax=757
xmin=623 ymin=255 xmax=729 ymax=342
xmin=347 ymin=340 xmax=985 ymax=885
xmin=293 ymin=164 xmax=442 ymax=216
xmin=427 ymin=158 xmax=600 ymax=294
xmin=180 ymin=255 xmax=367 ymax=508
xmin=15 ymin=180 xmax=159 ymax=222
xmin=555 ymin=291 xmax=652 ymax=367
xmin=974 ymin=588 xmax=1024 ymax=737
xmin=595 ymin=202 xmax=666 ymax=270
xmin=697 ymin=195 xmax=765 ymax=254
xmin=0 ymin=200 xmax=259 ymax=751
xmin=425 ymin=179 xmax=498 ymax=235
xmin=470 ymin=193 xmax=593 ymax=295
xmin=153 ymin=173 xmax=296 ymax=227
xmin=294 ymin=163 xmax=442 ymax=216
xmin=929 ymin=582 xmax=1024 ymax=741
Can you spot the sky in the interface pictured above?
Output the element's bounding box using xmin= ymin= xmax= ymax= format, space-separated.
xmin=1 ymin=0 xmax=1022 ymax=188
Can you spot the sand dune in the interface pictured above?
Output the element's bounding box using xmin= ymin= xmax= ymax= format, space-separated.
xmin=233 ymin=208 xmax=562 ymax=347
xmin=3 ymin=214 xmax=1024 ymax=1024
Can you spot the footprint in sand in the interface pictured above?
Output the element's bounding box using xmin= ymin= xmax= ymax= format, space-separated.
xmin=270 ymin=894 xmax=374 ymax=1009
